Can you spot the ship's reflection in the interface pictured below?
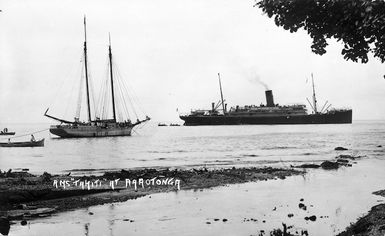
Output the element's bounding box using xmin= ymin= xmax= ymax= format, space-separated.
xmin=82 ymin=204 xmax=116 ymax=236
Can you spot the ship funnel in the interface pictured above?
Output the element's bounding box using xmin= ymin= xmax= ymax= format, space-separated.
xmin=265 ymin=90 xmax=275 ymax=107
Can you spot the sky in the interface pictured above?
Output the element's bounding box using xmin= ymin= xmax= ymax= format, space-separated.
xmin=0 ymin=0 xmax=384 ymax=124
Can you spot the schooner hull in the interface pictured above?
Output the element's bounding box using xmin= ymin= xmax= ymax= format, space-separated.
xmin=49 ymin=125 xmax=133 ymax=138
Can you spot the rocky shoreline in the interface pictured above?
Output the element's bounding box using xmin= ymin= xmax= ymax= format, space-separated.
xmin=337 ymin=190 xmax=385 ymax=236
xmin=0 ymin=150 xmax=383 ymax=236
xmin=0 ymin=166 xmax=303 ymax=233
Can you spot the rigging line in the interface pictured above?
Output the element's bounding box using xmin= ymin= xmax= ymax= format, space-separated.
xmin=114 ymin=67 xmax=128 ymax=116
xmin=114 ymin=62 xmax=147 ymax=116
xmin=104 ymin=75 xmax=111 ymax=120
xmin=114 ymin=72 xmax=123 ymax=122
xmin=116 ymin=97 xmax=123 ymax=122
xmin=75 ymin=62 xmax=85 ymax=119
xmin=95 ymin=61 xmax=104 ymax=118
xmin=112 ymin=62 xmax=131 ymax=120
xmin=63 ymin=53 xmax=84 ymax=119
xmin=117 ymin=69 xmax=138 ymax=120
xmin=97 ymin=81 xmax=105 ymax=118
xmin=102 ymin=78 xmax=108 ymax=119
xmin=100 ymin=60 xmax=107 ymax=119
xmin=95 ymin=80 xmax=103 ymax=118
xmin=104 ymin=56 xmax=111 ymax=119
xmin=121 ymin=80 xmax=132 ymax=120
xmin=63 ymin=59 xmax=83 ymax=120
xmin=114 ymin=78 xmax=125 ymax=121
xmin=112 ymin=72 xmax=124 ymax=121
xmin=134 ymin=119 xmax=149 ymax=130
xmin=97 ymin=80 xmax=103 ymax=118
xmin=0 ymin=129 xmax=49 ymax=140
xmin=115 ymin=66 xmax=140 ymax=119
xmin=86 ymin=55 xmax=97 ymax=120
xmin=75 ymin=53 xmax=86 ymax=120
xmin=48 ymin=50 xmax=83 ymax=109
xmin=127 ymin=81 xmax=147 ymax=117
xmin=132 ymin=128 xmax=140 ymax=136
xmin=101 ymin=57 xmax=111 ymax=119
xmin=114 ymin=68 xmax=132 ymax=120
xmin=320 ymin=101 xmax=329 ymax=114
xmin=88 ymin=74 xmax=97 ymax=119
xmin=133 ymin=118 xmax=150 ymax=132
xmin=96 ymin=58 xmax=109 ymax=118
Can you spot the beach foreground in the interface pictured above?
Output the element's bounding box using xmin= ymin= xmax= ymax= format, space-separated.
xmin=1 ymin=156 xmax=385 ymax=235
xmin=0 ymin=167 xmax=302 ymax=219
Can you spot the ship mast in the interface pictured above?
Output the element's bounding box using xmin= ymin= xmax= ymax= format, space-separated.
xmin=218 ymin=73 xmax=226 ymax=115
xmin=108 ymin=33 xmax=117 ymax=122
xmin=83 ymin=16 xmax=92 ymax=122
xmin=311 ymin=73 xmax=318 ymax=114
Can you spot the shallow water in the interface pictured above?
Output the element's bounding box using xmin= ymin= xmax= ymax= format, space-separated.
xmin=0 ymin=121 xmax=384 ymax=175
xmin=8 ymin=158 xmax=385 ymax=236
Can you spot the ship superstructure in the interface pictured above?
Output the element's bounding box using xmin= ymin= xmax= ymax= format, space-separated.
xmin=179 ymin=74 xmax=352 ymax=125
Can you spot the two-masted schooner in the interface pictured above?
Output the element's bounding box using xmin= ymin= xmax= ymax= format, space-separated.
xmin=45 ymin=18 xmax=150 ymax=138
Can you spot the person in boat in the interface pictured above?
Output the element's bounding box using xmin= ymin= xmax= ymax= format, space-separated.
xmin=31 ymin=134 xmax=36 ymax=142
xmin=8 ymin=138 xmax=10 ymax=144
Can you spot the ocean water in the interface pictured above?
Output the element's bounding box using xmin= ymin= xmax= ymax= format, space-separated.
xmin=0 ymin=121 xmax=384 ymax=174
xmin=2 ymin=121 xmax=385 ymax=236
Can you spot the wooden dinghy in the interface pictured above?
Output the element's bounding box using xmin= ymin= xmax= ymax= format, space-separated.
xmin=0 ymin=132 xmax=15 ymax=136
xmin=0 ymin=128 xmax=15 ymax=135
xmin=3 ymin=207 xmax=56 ymax=219
xmin=0 ymin=139 xmax=44 ymax=147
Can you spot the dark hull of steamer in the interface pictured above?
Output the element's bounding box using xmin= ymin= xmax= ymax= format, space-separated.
xmin=180 ymin=109 xmax=352 ymax=126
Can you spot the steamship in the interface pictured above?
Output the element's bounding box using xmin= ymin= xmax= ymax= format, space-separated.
xmin=179 ymin=73 xmax=352 ymax=125
xmin=44 ymin=17 xmax=150 ymax=138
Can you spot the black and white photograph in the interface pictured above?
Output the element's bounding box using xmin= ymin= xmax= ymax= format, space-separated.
xmin=0 ymin=0 xmax=384 ymax=235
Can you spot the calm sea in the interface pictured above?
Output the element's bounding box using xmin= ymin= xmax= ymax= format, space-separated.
xmin=0 ymin=121 xmax=384 ymax=174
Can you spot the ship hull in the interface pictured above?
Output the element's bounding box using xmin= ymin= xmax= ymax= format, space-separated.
xmin=180 ymin=110 xmax=352 ymax=126
xmin=49 ymin=125 xmax=133 ymax=138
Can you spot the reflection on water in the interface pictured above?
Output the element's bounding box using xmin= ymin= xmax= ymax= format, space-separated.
xmin=8 ymin=158 xmax=385 ymax=236
xmin=0 ymin=121 xmax=384 ymax=175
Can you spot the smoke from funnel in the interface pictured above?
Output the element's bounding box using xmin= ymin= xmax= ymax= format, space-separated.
xmin=244 ymin=69 xmax=269 ymax=90
xmin=255 ymin=77 xmax=269 ymax=90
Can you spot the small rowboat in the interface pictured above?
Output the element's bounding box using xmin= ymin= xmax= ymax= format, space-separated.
xmin=0 ymin=132 xmax=16 ymax=136
xmin=0 ymin=138 xmax=44 ymax=147
xmin=0 ymin=128 xmax=15 ymax=135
